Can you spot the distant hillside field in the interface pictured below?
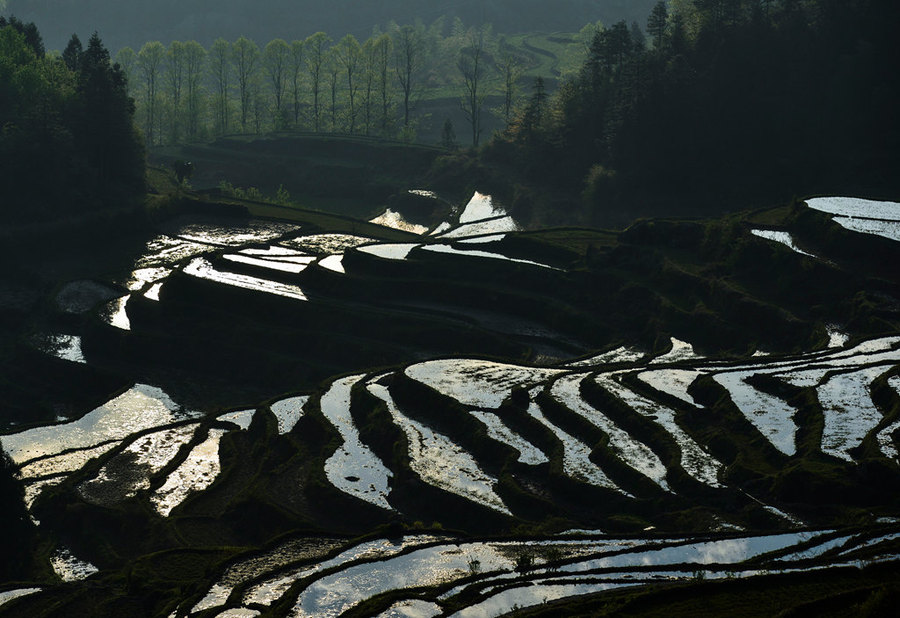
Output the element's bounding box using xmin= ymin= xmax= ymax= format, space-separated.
xmin=3 ymin=0 xmax=657 ymax=51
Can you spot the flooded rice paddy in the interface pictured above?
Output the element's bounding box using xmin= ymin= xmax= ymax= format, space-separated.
xmin=178 ymin=527 xmax=899 ymax=618
xmin=321 ymin=375 xmax=394 ymax=510
xmin=5 ymin=194 xmax=900 ymax=614
xmin=151 ymin=428 xmax=226 ymax=516
xmin=369 ymin=209 xmax=429 ymax=235
xmin=552 ymin=374 xmax=670 ymax=490
xmin=751 ymin=229 xmax=817 ymax=257
xmin=368 ymin=382 xmax=511 ymax=514
xmin=269 ymin=395 xmax=309 ymax=434
xmin=806 ymin=197 xmax=900 ymax=242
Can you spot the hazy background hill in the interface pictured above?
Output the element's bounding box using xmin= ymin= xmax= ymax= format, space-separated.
xmin=2 ymin=0 xmax=657 ymax=51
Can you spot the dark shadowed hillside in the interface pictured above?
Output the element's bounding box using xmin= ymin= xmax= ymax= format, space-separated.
xmin=3 ymin=0 xmax=657 ymax=51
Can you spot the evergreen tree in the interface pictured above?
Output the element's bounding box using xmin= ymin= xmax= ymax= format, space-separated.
xmin=62 ymin=33 xmax=82 ymax=72
xmin=647 ymin=1 xmax=668 ymax=49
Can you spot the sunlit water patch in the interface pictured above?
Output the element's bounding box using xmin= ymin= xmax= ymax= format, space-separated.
xmin=222 ymin=253 xmax=316 ymax=274
xmin=39 ymin=334 xmax=85 ymax=364
xmin=438 ymin=217 xmax=520 ymax=239
xmin=712 ymin=371 xmax=797 ymax=456
xmin=369 ymin=209 xmax=429 ymax=235
xmin=552 ymin=374 xmax=669 ymax=490
xmin=0 ymin=588 xmax=42 ymax=608
xmin=357 ymin=243 xmax=419 ymax=261
xmin=50 ymin=547 xmax=98 ymax=582
xmin=566 ymin=346 xmax=645 ymax=368
xmin=774 ymin=532 xmax=848 ymax=561
xmin=596 ymin=374 xmax=721 ymax=487
xmin=636 ymin=369 xmax=702 ymax=405
xmin=451 ymin=582 xmax=627 ymax=618
xmin=556 ymin=533 xmax=808 ymax=572
xmin=281 ymin=234 xmax=374 ymax=255
xmin=215 ymin=609 xmax=260 ymax=618
xmin=290 ymin=540 xmax=515 ymax=618
xmin=3 ymin=384 xmax=193 ymax=465
xmin=525 ymin=397 xmax=623 ymax=492
xmin=219 ymin=409 xmax=255 ymax=431
xmin=19 ymin=442 xmax=120 ymax=480
xmin=239 ymin=246 xmax=308 ymax=258
xmin=172 ymin=220 xmax=299 ymax=246
xmin=751 ymin=229 xmax=816 ymax=257
xmin=650 ymin=338 xmax=702 ymax=365
xmin=151 ymin=428 xmax=225 ymax=516
xmin=318 ymin=255 xmax=345 ymax=273
xmin=405 ymin=359 xmax=563 ymax=409
xmin=125 ymin=266 xmax=172 ymax=291
xmin=805 ymin=197 xmax=900 ymax=220
xmin=469 ymin=410 xmax=549 ymax=465
xmin=457 ymin=234 xmax=507 ymax=244
xmin=23 ymin=476 xmax=64 ymax=510
xmin=429 ymin=222 xmax=452 ymax=236
xmin=827 ymin=325 xmax=850 ymax=348
xmin=812 ymin=365 xmax=893 ymax=461
xmin=377 ymin=599 xmax=442 ymax=618
xmin=321 ymin=375 xmax=393 ymax=510
xmin=458 ymin=191 xmax=502 ymax=224
xmin=192 ymin=537 xmax=349 ymax=612
xmin=831 ymin=216 xmax=900 ymax=242
xmin=137 ymin=235 xmax=211 ymax=268
xmin=101 ymin=295 xmax=131 ymax=330
xmin=243 ymin=536 xmax=445 ymax=606
xmin=184 ymin=258 xmax=308 ymax=301
xmin=270 ymin=395 xmax=309 ymax=434
xmin=877 ymin=376 xmax=900 ymax=460
xmin=78 ymin=424 xmax=198 ymax=505
xmin=367 ymin=383 xmax=510 ymax=514
xmin=420 ymin=244 xmax=554 ymax=269
xmin=145 ymin=282 xmax=163 ymax=301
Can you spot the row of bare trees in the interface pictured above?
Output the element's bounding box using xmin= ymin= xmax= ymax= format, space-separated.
xmin=116 ymin=20 xmax=530 ymax=147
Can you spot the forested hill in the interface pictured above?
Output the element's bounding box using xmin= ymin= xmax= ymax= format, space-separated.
xmin=2 ymin=0 xmax=657 ymax=51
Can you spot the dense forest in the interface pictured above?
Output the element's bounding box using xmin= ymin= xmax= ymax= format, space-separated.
xmin=2 ymin=1 xmax=897 ymax=229
xmin=486 ymin=0 xmax=900 ymax=224
xmin=2 ymin=0 xmax=658 ymax=51
xmin=0 ymin=17 xmax=144 ymax=223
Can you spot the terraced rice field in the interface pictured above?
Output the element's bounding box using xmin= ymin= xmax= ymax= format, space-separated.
xmin=4 ymin=194 xmax=900 ymax=616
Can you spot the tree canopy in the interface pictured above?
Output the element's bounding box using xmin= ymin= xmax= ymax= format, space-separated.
xmin=0 ymin=22 xmax=144 ymax=223
xmin=490 ymin=0 xmax=900 ymax=225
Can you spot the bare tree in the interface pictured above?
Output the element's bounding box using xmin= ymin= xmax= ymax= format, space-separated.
xmin=289 ymin=40 xmax=304 ymax=126
xmin=183 ymin=41 xmax=206 ymax=140
xmin=164 ymin=41 xmax=186 ymax=143
xmin=374 ymin=32 xmax=393 ymax=135
xmin=496 ymin=42 xmax=522 ymax=127
xmin=326 ymin=48 xmax=340 ymax=131
xmin=233 ymin=36 xmax=260 ymax=133
xmin=137 ymin=40 xmax=165 ymax=145
xmin=458 ymin=27 xmax=489 ymax=147
xmin=209 ymin=38 xmax=231 ymax=134
xmin=360 ymin=36 xmax=377 ymax=135
xmin=115 ymin=47 xmax=136 ymax=90
xmin=304 ymin=32 xmax=330 ymax=132
xmin=264 ymin=39 xmax=290 ymax=129
xmin=393 ymin=24 xmax=423 ymax=129
xmin=335 ymin=34 xmax=361 ymax=133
